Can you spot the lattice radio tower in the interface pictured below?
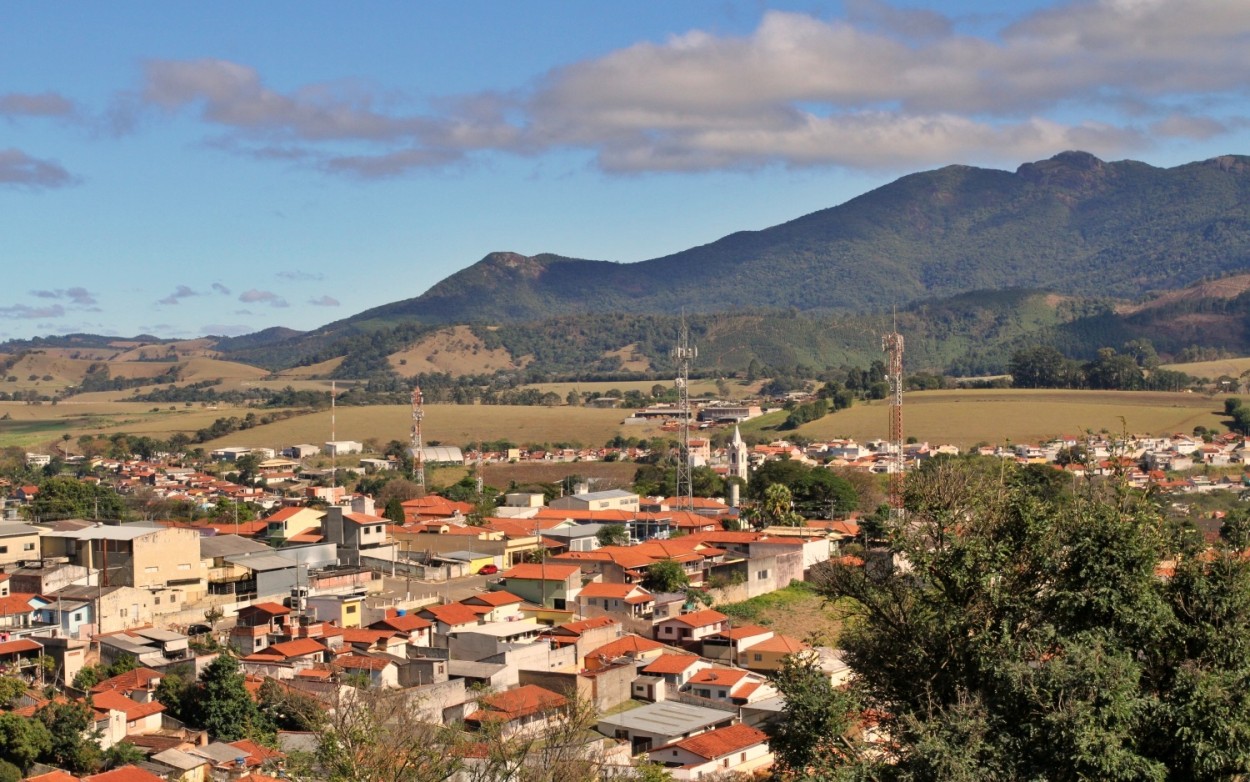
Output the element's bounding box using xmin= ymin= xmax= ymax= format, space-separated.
xmin=882 ymin=323 xmax=905 ymax=517
xmin=672 ymin=321 xmax=697 ymax=512
xmin=411 ymin=386 xmax=426 ymax=490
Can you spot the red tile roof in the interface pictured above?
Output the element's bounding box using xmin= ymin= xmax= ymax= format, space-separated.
xmin=578 ymin=582 xmax=649 ymax=600
xmin=334 ymin=654 xmax=394 ymax=671
xmin=688 ymin=667 xmax=751 ymax=687
xmin=90 ymin=668 xmax=163 ymax=694
xmin=249 ymin=638 xmax=327 ymax=659
xmin=670 ymin=724 xmax=768 ymax=760
xmin=420 ymin=603 xmax=488 ymax=626
xmin=468 ymin=684 xmax=566 ymax=723
xmin=91 ymin=690 xmax=166 ymax=721
xmin=664 ymin=609 xmax=728 ymax=628
xmin=501 ymin=563 xmax=582 ymax=581
xmin=83 ymin=766 xmax=167 ymax=782
xmin=588 ymin=634 xmax=663 ymax=660
xmin=462 ymin=590 xmax=524 ymax=607
xmin=551 ymin=616 xmax=618 ymax=636
xmin=642 ymin=654 xmax=702 ymax=675
xmin=243 ymin=602 xmax=291 ymax=616
xmin=0 ymin=638 xmax=43 ymax=656
xmin=25 ymin=771 xmax=80 ymax=782
xmin=745 ymin=634 xmax=807 ymax=654
xmin=370 ymin=614 xmax=432 ymax=633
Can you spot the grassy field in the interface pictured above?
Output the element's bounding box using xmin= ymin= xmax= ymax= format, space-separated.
xmin=745 ymin=389 xmax=1231 ymax=448
xmin=0 ymin=401 xmax=260 ymax=448
xmin=482 ymin=461 xmax=640 ymax=490
xmin=524 ymin=378 xmax=763 ymax=399
xmin=715 ymin=581 xmax=843 ymax=645
xmin=1162 ymin=357 xmax=1250 ymax=380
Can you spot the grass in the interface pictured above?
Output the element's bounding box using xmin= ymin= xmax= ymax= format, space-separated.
xmin=745 ymin=388 xmax=1229 ymax=448
xmin=714 ymin=581 xmax=843 ymax=645
xmin=1162 ymin=357 xmax=1250 ymax=380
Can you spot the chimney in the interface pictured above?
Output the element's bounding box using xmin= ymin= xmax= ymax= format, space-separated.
xmin=729 ymin=483 xmax=740 ymax=508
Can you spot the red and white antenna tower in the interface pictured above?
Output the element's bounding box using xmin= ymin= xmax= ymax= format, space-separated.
xmin=882 ymin=322 xmax=905 ymax=517
xmin=411 ymin=386 xmax=426 ymax=490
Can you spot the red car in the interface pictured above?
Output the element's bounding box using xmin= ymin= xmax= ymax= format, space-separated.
xmin=477 ymin=564 xmax=499 ymax=575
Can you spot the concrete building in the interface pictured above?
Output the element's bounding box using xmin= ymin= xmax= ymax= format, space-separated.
xmin=549 ymin=490 xmax=640 ymax=513
xmin=40 ymin=524 xmax=206 ymax=599
xmin=0 ymin=522 xmax=42 ymax=568
xmin=324 ymin=441 xmax=364 ymax=456
xmin=597 ymin=700 xmax=735 ymax=755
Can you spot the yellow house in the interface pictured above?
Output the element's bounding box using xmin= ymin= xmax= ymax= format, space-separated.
xmin=306 ymin=593 xmax=366 ymax=628
xmin=739 ymin=633 xmax=813 ymax=673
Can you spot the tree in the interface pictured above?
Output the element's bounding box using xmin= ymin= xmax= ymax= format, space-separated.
xmin=191 ymin=655 xmax=264 ymax=741
xmin=810 ymin=456 xmax=1250 ymax=780
xmin=595 ymin=524 xmax=630 ymax=547
xmin=749 ymin=459 xmax=857 ymax=518
xmin=384 ymin=497 xmax=407 ymax=525
xmin=767 ymin=653 xmax=859 ymax=778
xmin=642 ymin=560 xmax=689 ymax=593
xmin=760 ymin=483 xmax=803 ymax=526
xmin=36 ymin=700 xmax=102 ymax=774
xmin=0 ymin=713 xmax=51 ymax=771
xmin=258 ymin=678 xmax=326 ymax=733
xmin=103 ymin=742 xmax=146 ymax=769
xmin=0 ymin=760 xmax=21 ymax=782
xmin=25 ymin=476 xmax=126 ymax=521
xmin=0 ymin=677 xmax=26 ymax=709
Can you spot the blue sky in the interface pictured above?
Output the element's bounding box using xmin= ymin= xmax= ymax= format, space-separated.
xmin=4 ymin=0 xmax=1250 ymax=340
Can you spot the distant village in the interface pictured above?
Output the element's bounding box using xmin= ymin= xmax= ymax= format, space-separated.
xmin=0 ymin=399 xmax=1245 ymax=781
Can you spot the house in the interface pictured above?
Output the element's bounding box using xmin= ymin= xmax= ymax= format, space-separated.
xmin=464 ymin=684 xmax=567 ymax=738
xmin=333 ymin=653 xmax=400 ymax=688
xmin=0 ymin=522 xmax=42 ymax=567
xmin=584 ymin=634 xmax=666 ymax=670
xmin=649 ymin=723 xmax=773 ymax=780
xmin=576 ymin=582 xmax=655 ymax=619
xmin=597 ymin=700 xmax=735 ymax=755
xmin=549 ymin=490 xmax=640 ymax=513
xmin=40 ymin=524 xmax=205 ymax=598
xmin=684 ymin=667 xmax=774 ymax=704
xmin=83 ymin=766 xmax=167 ymax=782
xmin=739 ymin=633 xmax=811 ymax=673
xmin=460 ymin=590 xmax=525 ymax=622
xmin=98 ymin=628 xmax=198 ymax=673
xmin=497 ymin=563 xmax=583 ymax=609
xmin=262 ymin=507 xmax=326 ymax=546
xmin=655 ymin=609 xmax=729 ymax=646
xmin=701 ymin=625 xmax=774 ymax=666
xmin=92 ymin=689 xmax=166 ymax=736
xmin=639 ymin=653 xmax=708 ymax=694
xmin=306 ymin=593 xmax=366 ymax=628
xmin=369 ymin=612 xmax=433 ymax=647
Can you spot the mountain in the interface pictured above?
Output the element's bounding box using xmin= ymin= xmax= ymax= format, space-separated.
xmin=347 ymin=151 xmax=1250 ymax=327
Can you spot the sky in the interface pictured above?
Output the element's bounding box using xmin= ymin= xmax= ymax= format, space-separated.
xmin=4 ymin=0 xmax=1250 ymax=341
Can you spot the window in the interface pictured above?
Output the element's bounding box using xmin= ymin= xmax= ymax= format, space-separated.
xmin=346 ymin=605 xmax=357 ymax=614
xmin=177 ymin=563 xmax=191 ymax=571
xmin=753 ymin=653 xmax=763 ymax=661
xmin=145 ymin=566 xmax=159 ymax=574
xmin=756 ymin=569 xmax=769 ymax=580
xmin=23 ymin=543 xmax=34 ymax=551
xmin=155 ymin=597 xmax=161 ymax=605
xmin=0 ymin=546 xmax=7 ymax=554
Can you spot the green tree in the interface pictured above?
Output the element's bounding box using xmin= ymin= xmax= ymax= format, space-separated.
xmin=0 ymin=713 xmax=51 ymax=771
xmin=642 ymin=560 xmax=689 ymax=593
xmin=36 ymin=700 xmax=102 ymax=774
xmin=25 ymin=476 xmax=126 ymax=521
xmin=760 ymin=483 xmax=803 ymax=526
xmin=595 ymin=524 xmax=631 ymax=547
xmin=103 ymin=742 xmax=146 ymax=769
xmin=812 ymin=456 xmax=1250 ymax=780
xmin=767 ymin=653 xmax=859 ymax=778
xmin=0 ymin=759 xmax=21 ymax=782
xmin=383 ymin=497 xmax=406 ymax=524
xmin=258 ymin=678 xmax=326 ymax=732
xmin=191 ymin=655 xmax=265 ymax=741
xmin=0 ymin=677 xmax=26 ymax=709
xmin=749 ymin=459 xmax=858 ymax=518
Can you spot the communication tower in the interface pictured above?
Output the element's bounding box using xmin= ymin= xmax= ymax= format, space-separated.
xmin=411 ymin=386 xmax=426 ymax=490
xmin=672 ymin=321 xmax=697 ymax=512
xmin=882 ymin=326 xmax=905 ymax=517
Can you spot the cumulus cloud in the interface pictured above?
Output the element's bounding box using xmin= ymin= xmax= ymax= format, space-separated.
xmin=308 ymin=295 xmax=340 ymax=307
xmin=158 ymin=285 xmax=199 ymax=305
xmin=238 ymin=289 xmax=288 ymax=307
xmin=0 ymin=92 xmax=76 ymax=119
xmin=131 ymin=1 xmax=1250 ymax=175
xmin=31 ymin=287 xmax=98 ymax=307
xmin=0 ymin=303 xmax=65 ymax=319
xmin=277 ymin=270 xmax=323 ymax=282
xmin=0 ymin=148 xmax=78 ymax=189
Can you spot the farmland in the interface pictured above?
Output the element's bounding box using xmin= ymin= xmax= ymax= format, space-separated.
xmin=749 ymin=389 xmax=1230 ymax=448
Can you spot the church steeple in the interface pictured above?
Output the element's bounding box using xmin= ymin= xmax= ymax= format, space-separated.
xmin=728 ymin=424 xmax=748 ymax=483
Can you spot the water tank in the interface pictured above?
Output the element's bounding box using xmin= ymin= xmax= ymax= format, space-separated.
xmin=396 ymin=608 xmax=406 ymax=617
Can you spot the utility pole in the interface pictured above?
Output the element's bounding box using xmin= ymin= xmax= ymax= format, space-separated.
xmin=411 ymin=386 xmax=426 ymax=491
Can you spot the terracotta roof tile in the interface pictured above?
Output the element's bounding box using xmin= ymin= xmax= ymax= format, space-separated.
xmin=670 ymin=724 xmax=768 ymax=760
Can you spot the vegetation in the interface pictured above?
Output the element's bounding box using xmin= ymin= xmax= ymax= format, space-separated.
xmin=803 ymin=455 xmax=1250 ymax=779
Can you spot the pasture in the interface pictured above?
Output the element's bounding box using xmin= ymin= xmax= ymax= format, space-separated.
xmin=762 ymin=389 xmax=1230 ymax=447
xmin=1162 ymin=357 xmax=1250 ymax=380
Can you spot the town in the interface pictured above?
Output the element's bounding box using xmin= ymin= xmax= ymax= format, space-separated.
xmin=0 ymin=387 xmax=1244 ymax=782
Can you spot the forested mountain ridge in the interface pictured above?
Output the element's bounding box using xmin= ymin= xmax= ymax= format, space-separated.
xmin=348 ymin=151 xmax=1250 ymax=326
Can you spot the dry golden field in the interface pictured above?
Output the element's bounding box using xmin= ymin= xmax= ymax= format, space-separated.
xmin=0 ymin=401 xmax=260 ymax=448
xmin=199 ymin=404 xmax=658 ymax=451
xmin=776 ymin=389 xmax=1228 ymax=447
xmin=1162 ymin=357 xmax=1250 ymax=380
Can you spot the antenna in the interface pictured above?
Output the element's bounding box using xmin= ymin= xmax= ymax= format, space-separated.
xmin=411 ymin=386 xmax=426 ymax=490
xmin=882 ymin=312 xmax=905 ymax=519
xmin=671 ymin=317 xmax=697 ymax=512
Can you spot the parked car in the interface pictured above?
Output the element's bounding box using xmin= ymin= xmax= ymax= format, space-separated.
xmin=187 ymin=623 xmax=212 ymax=636
xmin=477 ymin=564 xmax=499 ymax=575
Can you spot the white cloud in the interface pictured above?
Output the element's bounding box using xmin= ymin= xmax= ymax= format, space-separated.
xmin=0 ymin=148 xmax=77 ymax=189
xmin=132 ymin=1 xmax=1250 ymax=175
xmin=308 ymin=295 xmax=340 ymax=307
xmin=158 ymin=285 xmax=199 ymax=305
xmin=238 ymin=289 xmax=289 ymax=308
